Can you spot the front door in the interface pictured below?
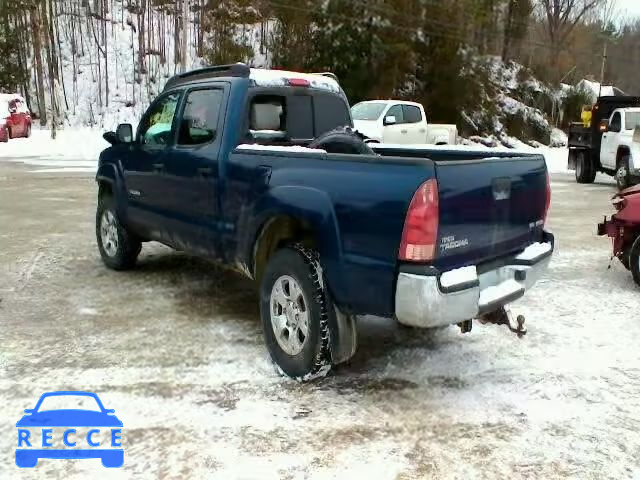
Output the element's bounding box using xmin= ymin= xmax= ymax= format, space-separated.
xmin=601 ymin=111 xmax=622 ymax=169
xmin=382 ymin=104 xmax=408 ymax=144
xmin=162 ymin=86 xmax=227 ymax=256
xmin=122 ymin=91 xmax=182 ymax=237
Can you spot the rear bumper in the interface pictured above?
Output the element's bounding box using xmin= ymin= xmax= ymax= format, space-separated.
xmin=395 ymin=235 xmax=554 ymax=328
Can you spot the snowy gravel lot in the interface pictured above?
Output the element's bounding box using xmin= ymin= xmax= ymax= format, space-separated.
xmin=1 ymin=149 xmax=640 ymax=479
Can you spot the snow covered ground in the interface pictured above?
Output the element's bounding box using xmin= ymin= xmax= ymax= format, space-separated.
xmin=0 ymin=127 xmax=573 ymax=175
xmin=1 ymin=147 xmax=639 ymax=479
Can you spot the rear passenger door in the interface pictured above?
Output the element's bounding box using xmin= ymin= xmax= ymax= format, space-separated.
xmin=402 ymin=105 xmax=426 ymax=143
xmin=162 ymin=85 xmax=228 ymax=256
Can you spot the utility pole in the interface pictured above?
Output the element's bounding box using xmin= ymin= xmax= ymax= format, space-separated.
xmin=181 ymin=0 xmax=188 ymax=73
xmin=599 ymin=41 xmax=608 ymax=97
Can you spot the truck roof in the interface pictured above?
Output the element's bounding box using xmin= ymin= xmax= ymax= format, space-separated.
xmin=357 ymin=100 xmax=423 ymax=108
xmin=164 ymin=63 xmax=341 ymax=94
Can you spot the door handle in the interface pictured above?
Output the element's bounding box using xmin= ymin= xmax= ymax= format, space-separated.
xmin=401 ymin=130 xmax=408 ymax=134
xmin=419 ymin=129 xmax=426 ymax=133
xmin=152 ymin=163 xmax=164 ymax=172
xmin=197 ymin=166 xmax=213 ymax=177
xmin=257 ymin=165 xmax=272 ymax=184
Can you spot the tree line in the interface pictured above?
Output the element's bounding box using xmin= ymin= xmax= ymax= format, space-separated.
xmin=0 ymin=0 xmax=634 ymax=136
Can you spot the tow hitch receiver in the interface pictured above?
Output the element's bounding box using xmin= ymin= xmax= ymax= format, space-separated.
xmin=477 ymin=307 xmax=526 ymax=338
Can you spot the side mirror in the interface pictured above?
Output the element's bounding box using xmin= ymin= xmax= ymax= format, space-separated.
xmin=116 ymin=123 xmax=134 ymax=143
xmin=103 ymin=131 xmax=117 ymax=145
xmin=599 ymin=119 xmax=609 ymax=133
xmin=384 ymin=115 xmax=397 ymax=126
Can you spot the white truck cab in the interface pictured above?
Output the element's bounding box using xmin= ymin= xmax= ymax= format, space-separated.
xmin=600 ymin=107 xmax=640 ymax=189
xmin=351 ymin=100 xmax=457 ymax=145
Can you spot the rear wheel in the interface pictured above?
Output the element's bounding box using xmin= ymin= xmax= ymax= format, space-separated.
xmin=7 ymin=127 xmax=12 ymax=139
xmin=0 ymin=127 xmax=7 ymax=143
xmin=630 ymin=236 xmax=640 ymax=287
xmin=616 ymin=156 xmax=631 ymax=191
xmin=260 ymin=244 xmax=332 ymax=380
xmin=575 ymin=151 xmax=596 ymax=184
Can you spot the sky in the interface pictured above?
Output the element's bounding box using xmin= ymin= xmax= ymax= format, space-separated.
xmin=617 ymin=0 xmax=640 ymax=20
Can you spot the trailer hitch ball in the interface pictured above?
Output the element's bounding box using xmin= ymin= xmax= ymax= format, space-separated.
xmin=477 ymin=307 xmax=527 ymax=338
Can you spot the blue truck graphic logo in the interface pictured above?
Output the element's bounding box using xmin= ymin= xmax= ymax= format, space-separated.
xmin=15 ymin=391 xmax=123 ymax=468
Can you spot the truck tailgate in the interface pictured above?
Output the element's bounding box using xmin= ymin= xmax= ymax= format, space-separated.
xmin=434 ymin=155 xmax=548 ymax=269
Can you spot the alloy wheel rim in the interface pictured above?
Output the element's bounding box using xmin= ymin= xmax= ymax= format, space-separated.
xmin=270 ymin=275 xmax=310 ymax=356
xmin=100 ymin=210 xmax=119 ymax=257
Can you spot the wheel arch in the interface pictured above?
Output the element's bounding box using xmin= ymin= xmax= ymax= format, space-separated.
xmin=96 ymin=163 xmax=128 ymax=219
xmin=616 ymin=145 xmax=631 ymax=165
xmin=247 ymin=186 xmax=346 ymax=305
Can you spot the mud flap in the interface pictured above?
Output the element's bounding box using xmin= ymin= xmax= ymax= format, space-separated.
xmin=330 ymin=306 xmax=358 ymax=365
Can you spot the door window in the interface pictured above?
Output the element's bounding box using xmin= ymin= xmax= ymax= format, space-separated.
xmin=177 ymin=89 xmax=223 ymax=145
xmin=610 ymin=112 xmax=622 ymax=133
xmin=386 ymin=105 xmax=404 ymax=124
xmin=402 ymin=105 xmax=422 ymax=124
xmin=139 ymin=92 xmax=181 ymax=146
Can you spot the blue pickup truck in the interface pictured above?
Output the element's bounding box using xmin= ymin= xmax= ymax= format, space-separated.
xmin=97 ymin=63 xmax=554 ymax=380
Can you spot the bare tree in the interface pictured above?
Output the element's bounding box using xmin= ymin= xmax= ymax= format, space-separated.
xmin=537 ymin=0 xmax=605 ymax=80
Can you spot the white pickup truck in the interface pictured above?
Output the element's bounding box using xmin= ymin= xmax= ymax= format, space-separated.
xmin=569 ymin=96 xmax=640 ymax=190
xmin=599 ymin=108 xmax=640 ymax=189
xmin=351 ymin=100 xmax=458 ymax=145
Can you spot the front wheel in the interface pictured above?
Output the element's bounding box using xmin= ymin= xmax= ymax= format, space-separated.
xmin=630 ymin=236 xmax=640 ymax=287
xmin=260 ymin=245 xmax=333 ymax=380
xmin=96 ymin=194 xmax=141 ymax=270
xmin=616 ymin=156 xmax=631 ymax=191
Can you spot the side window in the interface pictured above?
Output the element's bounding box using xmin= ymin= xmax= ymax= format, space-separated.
xmin=313 ymin=93 xmax=351 ymax=136
xmin=403 ymin=105 xmax=422 ymax=124
xmin=386 ymin=105 xmax=404 ymax=124
xmin=178 ymin=89 xmax=223 ymax=146
xmin=610 ymin=112 xmax=622 ymax=133
xmin=139 ymin=92 xmax=181 ymax=146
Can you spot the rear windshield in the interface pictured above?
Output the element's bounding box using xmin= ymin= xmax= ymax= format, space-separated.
xmin=351 ymin=102 xmax=387 ymax=121
xmin=625 ymin=112 xmax=640 ymax=130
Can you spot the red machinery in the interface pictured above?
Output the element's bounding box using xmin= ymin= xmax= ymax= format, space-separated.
xmin=598 ymin=185 xmax=640 ymax=286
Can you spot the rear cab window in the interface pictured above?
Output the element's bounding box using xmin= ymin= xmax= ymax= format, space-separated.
xmin=243 ymin=87 xmax=351 ymax=146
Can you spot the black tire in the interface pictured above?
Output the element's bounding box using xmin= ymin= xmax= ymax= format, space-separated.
xmin=0 ymin=127 xmax=7 ymax=143
xmin=25 ymin=123 xmax=31 ymax=138
xmin=620 ymin=246 xmax=631 ymax=271
xmin=308 ymin=126 xmax=376 ymax=155
xmin=96 ymin=194 xmax=141 ymax=270
xmin=260 ymin=244 xmax=332 ymax=380
xmin=630 ymin=236 xmax=640 ymax=287
xmin=7 ymin=127 xmax=12 ymax=139
xmin=616 ymin=156 xmax=631 ymax=191
xmin=575 ymin=151 xmax=596 ymax=184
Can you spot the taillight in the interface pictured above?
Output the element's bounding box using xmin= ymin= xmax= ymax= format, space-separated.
xmin=544 ymin=172 xmax=551 ymax=226
xmin=399 ymin=179 xmax=439 ymax=262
